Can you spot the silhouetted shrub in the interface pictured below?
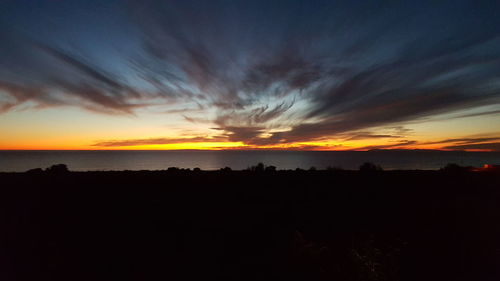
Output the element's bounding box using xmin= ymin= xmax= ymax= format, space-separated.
xmin=293 ymin=231 xmax=404 ymax=281
xmin=265 ymin=165 xmax=277 ymax=172
xmin=45 ymin=164 xmax=69 ymax=173
xmin=359 ymin=162 xmax=382 ymax=171
xmin=193 ymin=167 xmax=201 ymax=172
xmin=440 ymin=163 xmax=469 ymax=173
xmin=349 ymin=236 xmax=403 ymax=281
xmin=326 ymin=166 xmax=343 ymax=171
xmin=220 ymin=166 xmax=232 ymax=172
xmin=308 ymin=166 xmax=317 ymax=171
xmin=26 ymin=168 xmax=43 ymax=174
xmin=167 ymin=167 xmax=180 ymax=172
xmin=248 ymin=162 xmax=265 ymax=172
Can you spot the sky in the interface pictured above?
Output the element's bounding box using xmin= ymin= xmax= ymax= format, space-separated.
xmin=0 ymin=0 xmax=500 ymax=151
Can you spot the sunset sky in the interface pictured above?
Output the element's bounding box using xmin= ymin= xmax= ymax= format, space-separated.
xmin=1 ymin=0 xmax=499 ymax=151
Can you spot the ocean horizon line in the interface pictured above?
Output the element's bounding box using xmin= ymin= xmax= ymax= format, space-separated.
xmin=1 ymin=150 xmax=499 ymax=172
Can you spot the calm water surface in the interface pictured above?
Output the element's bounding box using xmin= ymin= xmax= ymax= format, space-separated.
xmin=1 ymin=150 xmax=499 ymax=172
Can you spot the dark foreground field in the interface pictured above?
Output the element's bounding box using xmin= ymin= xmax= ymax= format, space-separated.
xmin=1 ymin=168 xmax=499 ymax=281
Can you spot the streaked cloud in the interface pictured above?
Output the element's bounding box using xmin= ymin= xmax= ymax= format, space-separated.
xmin=355 ymin=140 xmax=418 ymax=151
xmin=92 ymin=136 xmax=227 ymax=147
xmin=1 ymin=0 xmax=500 ymax=148
xmin=444 ymin=142 xmax=500 ymax=151
xmin=423 ymin=136 xmax=500 ymax=145
xmin=344 ymin=133 xmax=403 ymax=141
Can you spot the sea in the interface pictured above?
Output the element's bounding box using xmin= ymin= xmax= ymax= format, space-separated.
xmin=0 ymin=150 xmax=499 ymax=172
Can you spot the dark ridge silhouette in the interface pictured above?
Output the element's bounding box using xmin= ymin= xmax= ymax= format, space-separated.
xmin=0 ymin=163 xmax=499 ymax=281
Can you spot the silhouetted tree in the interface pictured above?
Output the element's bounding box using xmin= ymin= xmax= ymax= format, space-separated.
xmin=45 ymin=164 xmax=69 ymax=173
xmin=26 ymin=168 xmax=43 ymax=174
xmin=440 ymin=163 xmax=469 ymax=173
xmin=248 ymin=162 xmax=265 ymax=172
xmin=326 ymin=166 xmax=343 ymax=171
xmin=359 ymin=162 xmax=382 ymax=171
xmin=220 ymin=166 xmax=232 ymax=172
xmin=265 ymin=165 xmax=277 ymax=172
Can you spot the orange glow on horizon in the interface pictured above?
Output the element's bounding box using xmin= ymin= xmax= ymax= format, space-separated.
xmin=2 ymin=139 xmax=497 ymax=152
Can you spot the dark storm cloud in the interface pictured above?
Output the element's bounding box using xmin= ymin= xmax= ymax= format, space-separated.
xmin=1 ymin=0 xmax=500 ymax=144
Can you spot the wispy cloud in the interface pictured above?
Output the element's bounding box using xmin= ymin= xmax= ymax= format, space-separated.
xmin=1 ymin=0 xmax=500 ymax=146
xmin=423 ymin=136 xmax=500 ymax=145
xmin=447 ymin=109 xmax=500 ymax=120
xmin=444 ymin=142 xmax=500 ymax=151
xmin=344 ymin=132 xmax=402 ymax=141
xmin=355 ymin=140 xmax=418 ymax=151
xmin=92 ymin=136 xmax=227 ymax=147
xmin=0 ymin=38 xmax=152 ymax=114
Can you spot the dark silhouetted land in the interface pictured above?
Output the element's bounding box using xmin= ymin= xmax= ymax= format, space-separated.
xmin=1 ymin=165 xmax=499 ymax=281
